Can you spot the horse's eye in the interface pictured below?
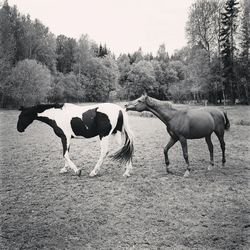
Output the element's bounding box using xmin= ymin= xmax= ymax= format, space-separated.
xmin=138 ymin=100 xmax=142 ymax=103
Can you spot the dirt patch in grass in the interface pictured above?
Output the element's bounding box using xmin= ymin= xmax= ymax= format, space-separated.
xmin=0 ymin=106 xmax=250 ymax=249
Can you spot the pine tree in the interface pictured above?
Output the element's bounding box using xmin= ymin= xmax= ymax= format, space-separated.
xmin=219 ymin=0 xmax=240 ymax=104
xmin=98 ymin=43 xmax=108 ymax=57
xmin=239 ymin=0 xmax=250 ymax=104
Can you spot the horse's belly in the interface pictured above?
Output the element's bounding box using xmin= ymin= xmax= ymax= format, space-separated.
xmin=188 ymin=120 xmax=214 ymax=139
xmin=186 ymin=131 xmax=212 ymax=139
xmin=71 ymin=117 xmax=98 ymax=138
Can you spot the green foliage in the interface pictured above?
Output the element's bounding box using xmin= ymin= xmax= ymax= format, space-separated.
xmin=237 ymin=0 xmax=250 ymax=104
xmin=83 ymin=56 xmax=119 ymax=102
xmin=56 ymin=35 xmax=77 ymax=73
xmin=126 ymin=60 xmax=158 ymax=99
xmin=97 ymin=44 xmax=109 ymax=58
xmin=187 ymin=49 xmax=211 ymax=96
xmin=49 ymin=72 xmax=84 ymax=103
xmin=8 ymin=59 xmax=51 ymax=106
xmin=220 ymin=0 xmax=240 ymax=103
xmin=156 ymin=44 xmax=169 ymax=63
xmin=168 ymin=81 xmax=190 ymax=103
xmin=128 ymin=48 xmax=143 ymax=64
xmin=0 ymin=1 xmax=17 ymax=65
xmin=0 ymin=0 xmax=249 ymax=107
xmin=186 ymin=0 xmax=220 ymax=58
xmin=73 ymin=34 xmax=98 ymax=75
xmin=117 ymin=54 xmax=131 ymax=87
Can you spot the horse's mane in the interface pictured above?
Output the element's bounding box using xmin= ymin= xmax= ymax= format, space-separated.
xmin=146 ymin=96 xmax=174 ymax=110
xmin=33 ymin=103 xmax=64 ymax=113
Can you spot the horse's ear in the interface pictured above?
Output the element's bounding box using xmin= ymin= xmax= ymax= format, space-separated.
xmin=142 ymin=90 xmax=148 ymax=97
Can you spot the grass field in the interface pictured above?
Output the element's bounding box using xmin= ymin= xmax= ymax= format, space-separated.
xmin=0 ymin=105 xmax=250 ymax=249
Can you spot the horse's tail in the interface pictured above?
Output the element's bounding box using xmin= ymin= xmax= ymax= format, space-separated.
xmin=112 ymin=110 xmax=134 ymax=163
xmin=223 ymin=111 xmax=230 ymax=130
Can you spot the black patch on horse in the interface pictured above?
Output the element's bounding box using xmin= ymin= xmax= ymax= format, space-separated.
xmin=70 ymin=108 xmax=112 ymax=139
xmin=71 ymin=108 xmax=98 ymax=138
xmin=112 ymin=110 xmax=123 ymax=134
xmin=96 ymin=111 xmax=112 ymax=139
xmin=35 ymin=103 xmax=64 ymax=113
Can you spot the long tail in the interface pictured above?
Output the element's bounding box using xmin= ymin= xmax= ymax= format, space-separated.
xmin=112 ymin=110 xmax=134 ymax=163
xmin=223 ymin=111 xmax=230 ymax=130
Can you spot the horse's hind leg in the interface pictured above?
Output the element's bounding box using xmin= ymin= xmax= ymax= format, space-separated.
xmin=60 ymin=145 xmax=70 ymax=174
xmin=179 ymin=137 xmax=190 ymax=177
xmin=205 ymin=135 xmax=214 ymax=170
xmin=123 ymin=160 xmax=133 ymax=177
xmin=215 ymin=132 xmax=226 ymax=166
xmin=89 ymin=136 xmax=109 ymax=177
xmin=164 ymin=136 xmax=178 ymax=173
xmin=113 ymin=132 xmax=133 ymax=177
xmin=113 ymin=131 xmax=122 ymax=146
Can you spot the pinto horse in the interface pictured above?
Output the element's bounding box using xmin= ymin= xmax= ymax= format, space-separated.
xmin=125 ymin=93 xmax=230 ymax=177
xmin=17 ymin=103 xmax=134 ymax=177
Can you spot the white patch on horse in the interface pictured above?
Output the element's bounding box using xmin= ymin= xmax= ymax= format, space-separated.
xmin=34 ymin=103 xmax=133 ymax=176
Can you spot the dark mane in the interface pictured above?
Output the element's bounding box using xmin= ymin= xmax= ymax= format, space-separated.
xmin=33 ymin=103 xmax=64 ymax=113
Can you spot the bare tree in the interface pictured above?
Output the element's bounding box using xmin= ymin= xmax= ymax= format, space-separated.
xmin=186 ymin=0 xmax=220 ymax=59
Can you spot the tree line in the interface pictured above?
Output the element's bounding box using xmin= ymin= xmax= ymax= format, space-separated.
xmin=0 ymin=0 xmax=249 ymax=108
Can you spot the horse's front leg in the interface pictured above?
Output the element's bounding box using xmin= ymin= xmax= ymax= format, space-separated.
xmin=60 ymin=144 xmax=70 ymax=173
xmin=164 ymin=136 xmax=178 ymax=173
xmin=205 ymin=135 xmax=214 ymax=170
xmin=89 ymin=136 xmax=109 ymax=177
xmin=60 ymin=161 xmax=69 ymax=174
xmin=61 ymin=135 xmax=81 ymax=176
xmin=179 ymin=137 xmax=190 ymax=177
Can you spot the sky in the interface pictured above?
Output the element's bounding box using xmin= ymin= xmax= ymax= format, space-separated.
xmin=7 ymin=0 xmax=196 ymax=56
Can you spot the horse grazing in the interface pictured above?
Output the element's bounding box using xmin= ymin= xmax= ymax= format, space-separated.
xmin=125 ymin=93 xmax=230 ymax=177
xmin=17 ymin=103 xmax=134 ymax=177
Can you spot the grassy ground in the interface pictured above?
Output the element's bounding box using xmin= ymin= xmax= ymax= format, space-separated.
xmin=0 ymin=105 xmax=249 ymax=249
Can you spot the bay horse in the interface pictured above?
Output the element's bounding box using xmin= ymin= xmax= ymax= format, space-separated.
xmin=17 ymin=103 xmax=134 ymax=177
xmin=125 ymin=93 xmax=230 ymax=177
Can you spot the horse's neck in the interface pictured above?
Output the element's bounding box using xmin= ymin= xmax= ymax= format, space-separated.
xmin=36 ymin=115 xmax=57 ymax=128
xmin=146 ymin=98 xmax=176 ymax=124
xmin=36 ymin=115 xmax=48 ymax=122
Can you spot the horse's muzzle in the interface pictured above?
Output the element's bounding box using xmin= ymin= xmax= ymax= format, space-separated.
xmin=124 ymin=104 xmax=129 ymax=111
xmin=124 ymin=104 xmax=134 ymax=111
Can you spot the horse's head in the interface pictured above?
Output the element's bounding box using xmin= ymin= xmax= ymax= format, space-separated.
xmin=125 ymin=92 xmax=149 ymax=112
xmin=17 ymin=106 xmax=37 ymax=132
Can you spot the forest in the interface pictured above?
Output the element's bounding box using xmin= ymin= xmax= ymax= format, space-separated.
xmin=0 ymin=0 xmax=249 ymax=108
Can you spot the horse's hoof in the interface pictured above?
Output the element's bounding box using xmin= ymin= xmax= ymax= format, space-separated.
xmin=76 ymin=169 xmax=82 ymax=177
xmin=183 ymin=170 xmax=190 ymax=178
xmin=59 ymin=170 xmax=68 ymax=174
xmin=59 ymin=168 xmax=68 ymax=174
xmin=166 ymin=169 xmax=173 ymax=174
xmin=89 ymin=171 xmax=97 ymax=177
xmin=123 ymin=172 xmax=131 ymax=177
xmin=207 ymin=165 xmax=213 ymax=171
